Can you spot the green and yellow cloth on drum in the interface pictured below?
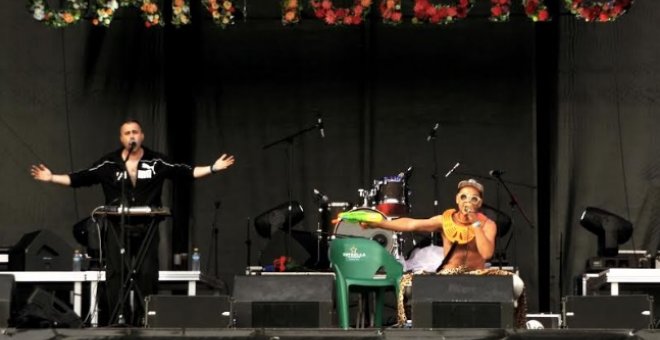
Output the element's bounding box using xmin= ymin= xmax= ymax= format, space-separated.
xmin=337 ymin=210 xmax=385 ymax=223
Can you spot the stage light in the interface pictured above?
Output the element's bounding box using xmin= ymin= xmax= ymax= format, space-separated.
xmin=579 ymin=207 xmax=632 ymax=257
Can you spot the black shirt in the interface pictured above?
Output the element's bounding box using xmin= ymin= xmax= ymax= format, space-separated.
xmin=69 ymin=147 xmax=194 ymax=207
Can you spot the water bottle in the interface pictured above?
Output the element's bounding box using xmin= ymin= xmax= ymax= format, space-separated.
xmin=191 ymin=247 xmax=201 ymax=272
xmin=72 ymin=249 xmax=83 ymax=271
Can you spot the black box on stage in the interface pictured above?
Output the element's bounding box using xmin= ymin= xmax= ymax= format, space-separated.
xmin=144 ymin=295 xmax=232 ymax=328
xmin=232 ymin=275 xmax=334 ymax=328
xmin=9 ymin=230 xmax=74 ymax=271
xmin=563 ymin=295 xmax=653 ymax=329
xmin=411 ymin=275 xmax=515 ymax=328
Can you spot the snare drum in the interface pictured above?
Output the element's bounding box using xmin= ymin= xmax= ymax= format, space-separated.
xmin=374 ymin=176 xmax=408 ymax=217
xmin=333 ymin=207 xmax=397 ymax=254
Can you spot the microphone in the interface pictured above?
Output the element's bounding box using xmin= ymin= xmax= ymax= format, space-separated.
xmin=313 ymin=188 xmax=329 ymax=203
xmin=489 ymin=169 xmax=505 ymax=177
xmin=398 ymin=166 xmax=413 ymax=180
xmin=426 ymin=122 xmax=439 ymax=142
xmin=129 ymin=140 xmax=137 ymax=151
xmin=317 ymin=116 xmax=325 ymax=138
xmin=444 ymin=162 xmax=460 ymax=178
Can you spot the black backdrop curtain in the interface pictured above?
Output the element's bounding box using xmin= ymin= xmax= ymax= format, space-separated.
xmin=16 ymin=0 xmax=660 ymax=315
xmin=551 ymin=0 xmax=660 ymax=311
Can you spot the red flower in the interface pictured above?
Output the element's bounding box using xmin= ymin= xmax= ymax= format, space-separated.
xmin=413 ymin=1 xmax=426 ymax=14
xmin=447 ymin=6 xmax=457 ymax=17
xmin=325 ymin=10 xmax=336 ymax=23
xmin=321 ymin=0 xmax=332 ymax=9
xmin=525 ymin=3 xmax=536 ymax=13
xmin=391 ymin=11 xmax=401 ymax=21
xmin=538 ymin=9 xmax=549 ymax=21
xmin=314 ymin=8 xmax=325 ymax=17
xmin=491 ymin=6 xmax=502 ymax=17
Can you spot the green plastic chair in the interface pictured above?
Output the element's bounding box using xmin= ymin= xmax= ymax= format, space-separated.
xmin=329 ymin=237 xmax=403 ymax=329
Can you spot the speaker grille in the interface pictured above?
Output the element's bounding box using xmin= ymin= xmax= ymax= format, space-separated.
xmin=252 ymin=302 xmax=320 ymax=327
xmin=432 ymin=302 xmax=506 ymax=328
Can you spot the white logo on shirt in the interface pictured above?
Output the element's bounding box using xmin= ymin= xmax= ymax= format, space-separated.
xmin=115 ymin=171 xmax=127 ymax=181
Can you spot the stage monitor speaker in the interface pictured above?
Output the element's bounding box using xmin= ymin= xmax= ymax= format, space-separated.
xmin=233 ymin=275 xmax=334 ymax=328
xmin=411 ymin=275 xmax=515 ymax=328
xmin=563 ymin=295 xmax=653 ymax=329
xmin=0 ymin=275 xmax=15 ymax=328
xmin=145 ymin=295 xmax=232 ymax=328
xmin=14 ymin=288 xmax=83 ymax=328
xmin=9 ymin=230 xmax=74 ymax=271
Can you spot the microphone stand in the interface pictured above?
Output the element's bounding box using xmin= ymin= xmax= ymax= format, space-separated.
xmin=491 ymin=172 xmax=535 ymax=272
xmin=113 ymin=144 xmax=134 ymax=325
xmin=245 ymin=217 xmax=251 ymax=268
xmin=491 ymin=173 xmax=535 ymax=230
xmin=205 ymin=201 xmax=228 ymax=293
xmin=262 ymin=119 xmax=322 ymax=265
xmin=429 ymin=130 xmax=441 ymax=245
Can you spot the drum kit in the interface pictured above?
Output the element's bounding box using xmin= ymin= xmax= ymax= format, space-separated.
xmin=318 ymin=168 xmax=413 ymax=264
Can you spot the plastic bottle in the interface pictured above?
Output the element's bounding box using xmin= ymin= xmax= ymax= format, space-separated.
xmin=191 ymin=247 xmax=201 ymax=272
xmin=72 ymin=249 xmax=83 ymax=271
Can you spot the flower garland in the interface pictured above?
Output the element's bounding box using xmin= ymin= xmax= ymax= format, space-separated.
xmin=282 ymin=0 xmax=302 ymax=25
xmin=310 ymin=0 xmax=372 ymax=26
xmin=139 ymin=0 xmax=163 ymax=27
xmin=202 ymin=0 xmax=236 ymax=28
xmin=28 ymin=0 xmax=87 ymax=27
xmin=379 ymin=0 xmax=403 ymax=25
xmin=91 ymin=0 xmax=163 ymax=27
xmin=172 ymin=0 xmax=191 ymax=27
xmin=565 ymin=0 xmax=633 ymax=22
xmin=489 ymin=0 xmax=511 ymax=22
xmin=91 ymin=0 xmax=119 ymax=26
xmin=524 ymin=0 xmax=550 ymax=21
xmin=412 ymin=0 xmax=474 ymax=25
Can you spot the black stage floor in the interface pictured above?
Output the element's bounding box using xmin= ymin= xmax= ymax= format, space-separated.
xmin=1 ymin=328 xmax=660 ymax=340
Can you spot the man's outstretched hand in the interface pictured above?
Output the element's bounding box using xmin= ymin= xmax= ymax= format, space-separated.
xmin=30 ymin=164 xmax=53 ymax=182
xmin=212 ymin=154 xmax=235 ymax=172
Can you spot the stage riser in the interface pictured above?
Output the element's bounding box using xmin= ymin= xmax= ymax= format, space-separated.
xmin=0 ymin=328 xmax=652 ymax=339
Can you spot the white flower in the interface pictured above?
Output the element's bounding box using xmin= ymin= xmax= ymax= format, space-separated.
xmin=33 ymin=8 xmax=45 ymax=20
xmin=108 ymin=0 xmax=119 ymax=10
